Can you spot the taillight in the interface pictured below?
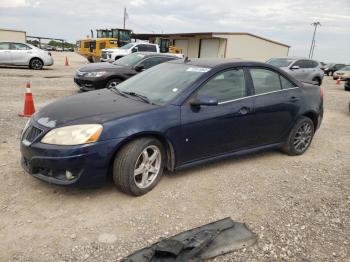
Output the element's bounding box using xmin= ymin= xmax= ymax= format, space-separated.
xmin=320 ymin=88 xmax=324 ymax=98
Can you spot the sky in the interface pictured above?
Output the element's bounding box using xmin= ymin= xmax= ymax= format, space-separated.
xmin=0 ymin=0 xmax=349 ymax=62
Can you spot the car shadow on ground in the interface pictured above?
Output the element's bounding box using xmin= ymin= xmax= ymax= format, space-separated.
xmin=29 ymin=148 xmax=281 ymax=199
xmin=0 ymin=65 xmax=53 ymax=71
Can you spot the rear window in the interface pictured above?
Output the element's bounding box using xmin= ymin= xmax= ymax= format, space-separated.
xmin=0 ymin=42 xmax=10 ymax=50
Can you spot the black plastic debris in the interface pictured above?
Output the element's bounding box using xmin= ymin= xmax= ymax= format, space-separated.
xmin=121 ymin=217 xmax=256 ymax=262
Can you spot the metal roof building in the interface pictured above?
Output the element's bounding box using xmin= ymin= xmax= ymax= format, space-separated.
xmin=134 ymin=32 xmax=290 ymax=62
xmin=0 ymin=28 xmax=27 ymax=43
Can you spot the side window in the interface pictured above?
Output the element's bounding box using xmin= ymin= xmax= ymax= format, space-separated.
xmin=0 ymin=42 xmax=10 ymax=50
xmin=293 ymin=60 xmax=308 ymax=68
xmin=250 ymin=68 xmax=281 ymax=94
xmin=137 ymin=44 xmax=147 ymax=51
xmin=11 ymin=43 xmax=31 ymax=50
xmin=196 ymin=69 xmax=246 ymax=103
xmin=141 ymin=57 xmax=170 ymax=69
xmin=280 ymin=75 xmax=296 ymax=89
xmin=146 ymin=45 xmax=157 ymax=52
xmin=311 ymin=61 xmax=319 ymax=68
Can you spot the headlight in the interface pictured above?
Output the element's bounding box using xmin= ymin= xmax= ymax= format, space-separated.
xmin=41 ymin=124 xmax=103 ymax=145
xmin=85 ymin=71 xmax=106 ymax=77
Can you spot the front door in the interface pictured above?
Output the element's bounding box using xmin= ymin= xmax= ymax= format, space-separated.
xmin=179 ymin=68 xmax=255 ymax=164
xmin=10 ymin=43 xmax=31 ymax=65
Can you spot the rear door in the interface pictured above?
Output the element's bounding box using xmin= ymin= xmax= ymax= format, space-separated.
xmin=248 ymin=67 xmax=301 ymax=146
xmin=179 ymin=68 xmax=255 ymax=163
xmin=290 ymin=60 xmax=309 ymax=80
xmin=0 ymin=42 xmax=11 ymax=64
xmin=10 ymin=43 xmax=32 ymax=65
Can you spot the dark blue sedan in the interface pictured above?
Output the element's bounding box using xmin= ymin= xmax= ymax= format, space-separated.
xmin=20 ymin=59 xmax=323 ymax=196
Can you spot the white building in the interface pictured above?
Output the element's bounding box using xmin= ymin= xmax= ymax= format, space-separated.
xmin=0 ymin=28 xmax=27 ymax=43
xmin=137 ymin=32 xmax=290 ymax=62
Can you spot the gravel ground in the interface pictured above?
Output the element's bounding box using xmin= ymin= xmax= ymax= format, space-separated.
xmin=0 ymin=52 xmax=349 ymax=262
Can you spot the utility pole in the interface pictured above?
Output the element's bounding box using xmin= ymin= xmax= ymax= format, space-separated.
xmin=123 ymin=7 xmax=127 ymax=29
xmin=308 ymin=22 xmax=321 ymax=59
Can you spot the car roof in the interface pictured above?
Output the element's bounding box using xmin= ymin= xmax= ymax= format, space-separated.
xmin=169 ymin=58 xmax=269 ymax=68
xmin=135 ymin=52 xmax=181 ymax=58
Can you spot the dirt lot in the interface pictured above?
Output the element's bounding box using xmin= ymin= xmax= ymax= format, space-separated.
xmin=0 ymin=52 xmax=349 ymax=262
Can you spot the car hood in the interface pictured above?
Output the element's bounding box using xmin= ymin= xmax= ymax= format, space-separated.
xmin=33 ymin=89 xmax=157 ymax=128
xmin=335 ymin=70 xmax=350 ymax=74
xmin=78 ymin=62 xmax=126 ymax=72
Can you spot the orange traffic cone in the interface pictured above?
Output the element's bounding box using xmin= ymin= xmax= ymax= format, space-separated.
xmin=336 ymin=77 xmax=341 ymax=85
xmin=64 ymin=56 xmax=69 ymax=66
xmin=19 ymin=81 xmax=35 ymax=117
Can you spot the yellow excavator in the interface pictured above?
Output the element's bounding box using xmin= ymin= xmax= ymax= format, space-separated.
xmin=157 ymin=37 xmax=182 ymax=54
xmin=76 ymin=28 xmax=132 ymax=62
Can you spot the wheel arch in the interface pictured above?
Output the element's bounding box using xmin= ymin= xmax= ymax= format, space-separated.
xmin=107 ymin=132 xmax=176 ymax=178
xmin=302 ymin=111 xmax=318 ymax=128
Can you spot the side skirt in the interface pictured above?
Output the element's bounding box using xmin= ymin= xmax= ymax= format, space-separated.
xmin=174 ymin=142 xmax=284 ymax=171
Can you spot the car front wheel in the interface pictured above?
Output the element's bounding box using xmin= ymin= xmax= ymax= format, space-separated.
xmin=282 ymin=117 xmax=315 ymax=156
xmin=105 ymin=78 xmax=122 ymax=89
xmin=113 ymin=137 xmax=165 ymax=196
xmin=30 ymin=58 xmax=43 ymax=70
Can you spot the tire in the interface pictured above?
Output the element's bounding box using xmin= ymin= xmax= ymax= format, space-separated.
xmin=105 ymin=78 xmax=122 ymax=89
xmin=312 ymin=77 xmax=321 ymax=86
xmin=282 ymin=117 xmax=315 ymax=156
xmin=29 ymin=58 xmax=43 ymax=70
xmin=113 ymin=137 xmax=165 ymax=196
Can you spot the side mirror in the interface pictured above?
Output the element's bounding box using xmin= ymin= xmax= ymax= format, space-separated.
xmin=190 ymin=95 xmax=218 ymax=107
xmin=131 ymin=47 xmax=138 ymax=53
xmin=290 ymin=65 xmax=300 ymax=70
xmin=134 ymin=65 xmax=144 ymax=72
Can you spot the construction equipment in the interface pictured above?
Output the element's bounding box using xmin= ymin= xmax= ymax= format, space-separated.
xmin=76 ymin=28 xmax=132 ymax=62
xmin=157 ymin=37 xmax=182 ymax=54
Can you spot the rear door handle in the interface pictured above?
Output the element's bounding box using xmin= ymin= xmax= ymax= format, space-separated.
xmin=236 ymin=106 xmax=251 ymax=115
xmin=289 ymin=96 xmax=299 ymax=102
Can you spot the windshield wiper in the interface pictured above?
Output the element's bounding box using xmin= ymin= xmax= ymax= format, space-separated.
xmin=110 ymin=87 xmax=128 ymax=97
xmin=123 ymin=91 xmax=153 ymax=104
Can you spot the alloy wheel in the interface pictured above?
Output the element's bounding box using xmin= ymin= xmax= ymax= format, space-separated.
xmin=31 ymin=59 xmax=43 ymax=70
xmin=293 ymin=122 xmax=313 ymax=153
xmin=107 ymin=80 xmax=121 ymax=89
xmin=133 ymin=145 xmax=161 ymax=189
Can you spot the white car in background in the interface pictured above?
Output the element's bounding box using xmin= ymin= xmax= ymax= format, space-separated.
xmin=100 ymin=42 xmax=160 ymax=62
xmin=0 ymin=42 xmax=54 ymax=70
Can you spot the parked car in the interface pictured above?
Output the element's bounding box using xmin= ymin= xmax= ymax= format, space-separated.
xmin=74 ymin=52 xmax=181 ymax=91
xmin=0 ymin=42 xmax=53 ymax=70
xmin=324 ymin=63 xmax=346 ymax=76
xmin=266 ymin=57 xmax=324 ymax=85
xmin=100 ymin=42 xmax=160 ymax=62
xmin=333 ymin=65 xmax=350 ymax=80
xmin=20 ymin=59 xmax=323 ymax=196
xmin=345 ymin=78 xmax=350 ymax=91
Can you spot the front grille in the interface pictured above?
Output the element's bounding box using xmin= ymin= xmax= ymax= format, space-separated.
xmin=23 ymin=126 xmax=43 ymax=143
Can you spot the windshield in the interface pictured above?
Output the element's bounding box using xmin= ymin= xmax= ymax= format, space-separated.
xmin=326 ymin=63 xmax=335 ymax=68
xmin=120 ymin=43 xmax=135 ymax=50
xmin=113 ymin=53 xmax=146 ymax=66
xmin=115 ymin=62 xmax=209 ymax=105
xmin=267 ymin=58 xmax=295 ymax=68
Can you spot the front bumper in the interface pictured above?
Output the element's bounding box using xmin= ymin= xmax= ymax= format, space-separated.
xmin=74 ymin=76 xmax=106 ymax=91
xmin=20 ymin=136 xmax=124 ymax=187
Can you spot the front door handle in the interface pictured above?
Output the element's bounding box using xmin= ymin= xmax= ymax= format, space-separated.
xmin=289 ymin=96 xmax=299 ymax=102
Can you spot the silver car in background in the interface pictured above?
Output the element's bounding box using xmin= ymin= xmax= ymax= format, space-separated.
xmin=267 ymin=57 xmax=324 ymax=86
xmin=0 ymin=42 xmax=54 ymax=70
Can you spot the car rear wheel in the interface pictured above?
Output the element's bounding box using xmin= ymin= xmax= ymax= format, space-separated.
xmin=113 ymin=137 xmax=165 ymax=196
xmin=30 ymin=58 xmax=43 ymax=70
xmin=105 ymin=78 xmax=122 ymax=89
xmin=282 ymin=117 xmax=315 ymax=156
